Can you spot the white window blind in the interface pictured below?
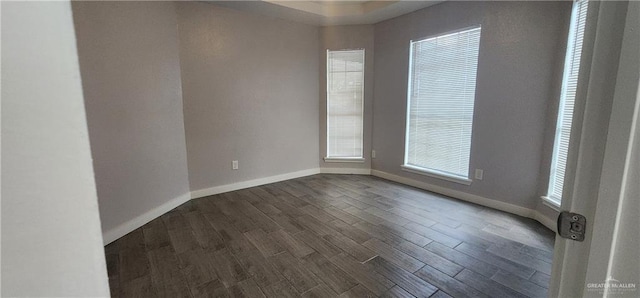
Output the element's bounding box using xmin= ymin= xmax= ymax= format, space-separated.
xmin=548 ymin=0 xmax=589 ymax=205
xmin=326 ymin=49 xmax=365 ymax=159
xmin=404 ymin=27 xmax=481 ymax=181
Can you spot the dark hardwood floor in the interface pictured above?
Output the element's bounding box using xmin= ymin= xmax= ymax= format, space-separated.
xmin=105 ymin=174 xmax=555 ymax=298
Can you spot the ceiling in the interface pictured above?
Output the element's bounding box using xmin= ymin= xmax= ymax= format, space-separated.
xmin=210 ymin=0 xmax=444 ymax=26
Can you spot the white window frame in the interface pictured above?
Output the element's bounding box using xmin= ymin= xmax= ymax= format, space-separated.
xmin=402 ymin=27 xmax=481 ymax=185
xmin=325 ymin=49 xmax=365 ymax=162
xmin=543 ymin=0 xmax=589 ymax=209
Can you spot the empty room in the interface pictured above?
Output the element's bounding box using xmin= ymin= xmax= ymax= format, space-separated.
xmin=2 ymin=0 xmax=639 ymax=297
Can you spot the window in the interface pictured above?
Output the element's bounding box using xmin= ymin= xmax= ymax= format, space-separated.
xmin=326 ymin=49 xmax=365 ymax=161
xmin=403 ymin=27 xmax=481 ymax=185
xmin=546 ymin=0 xmax=589 ymax=207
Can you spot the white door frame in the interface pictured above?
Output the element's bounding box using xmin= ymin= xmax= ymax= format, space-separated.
xmin=549 ymin=1 xmax=639 ymax=297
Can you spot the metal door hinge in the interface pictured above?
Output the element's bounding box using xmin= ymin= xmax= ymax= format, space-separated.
xmin=557 ymin=211 xmax=586 ymax=241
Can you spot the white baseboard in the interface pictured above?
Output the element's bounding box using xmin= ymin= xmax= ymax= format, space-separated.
xmin=371 ymin=169 xmax=535 ymax=217
xmin=534 ymin=211 xmax=558 ymax=233
xmin=371 ymin=169 xmax=556 ymax=232
xmin=104 ymin=167 xmax=556 ymax=244
xmin=320 ymin=167 xmax=371 ymax=175
xmin=190 ymin=168 xmax=321 ymax=199
xmin=102 ymin=192 xmax=191 ymax=245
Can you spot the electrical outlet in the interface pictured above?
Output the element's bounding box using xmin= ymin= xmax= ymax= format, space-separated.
xmin=475 ymin=169 xmax=483 ymax=180
xmin=232 ymin=160 xmax=238 ymax=170
xmin=372 ymin=150 xmax=376 ymax=159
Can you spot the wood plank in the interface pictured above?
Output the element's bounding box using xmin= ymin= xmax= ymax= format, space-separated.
xmin=348 ymin=193 xmax=397 ymax=211
xmin=491 ymin=270 xmax=548 ymax=298
xmin=486 ymin=243 xmax=552 ymax=275
xmin=237 ymin=200 xmax=281 ymax=232
xmin=268 ymin=213 xmax=305 ymax=234
xmin=323 ymin=233 xmax=376 ymax=262
xmin=430 ymin=224 xmax=493 ymax=249
xmin=367 ymin=256 xmax=438 ymax=298
xmin=430 ymin=290 xmax=453 ymax=298
xmin=414 ymin=265 xmax=487 ymax=298
xmin=230 ymin=278 xmax=266 ymax=298
xmin=147 ymin=246 xmax=190 ymax=298
xmin=380 ymin=285 xmax=415 ymax=298
xmin=184 ymin=210 xmax=225 ymax=251
xmin=338 ymin=284 xmax=375 ymax=297
xmin=529 ymin=271 xmax=551 ymax=289
xmin=402 ymin=222 xmax=461 ymax=248
xmin=302 ymin=252 xmax=359 ymax=294
xmin=454 ymin=242 xmax=535 ymax=279
xmin=162 ymin=211 xmax=191 ymax=231
xmin=364 ymin=206 xmax=410 ymax=226
xmin=336 ymin=195 xmax=380 ymax=210
xmin=385 ymin=208 xmax=437 ymax=228
xmin=176 ymin=249 xmax=219 ymax=288
xmin=210 ymin=249 xmax=248 ymax=288
xmin=119 ymin=230 xmax=150 ymax=283
xmin=301 ymin=204 xmax=339 ymax=223
xmin=344 ymin=206 xmax=386 ymax=224
xmin=377 ymin=222 xmax=433 ymax=247
xmin=244 ymin=229 xmax=285 ymax=257
xmin=268 ymin=252 xmax=319 ymax=293
xmin=269 ymin=229 xmax=314 ymax=258
xmin=454 ymin=269 xmax=527 ymax=298
xmin=324 ymin=206 xmax=362 ymax=225
xmin=226 ymin=236 xmax=259 ymax=258
xmin=260 ymin=280 xmax=299 ymax=298
xmin=190 ymin=279 xmax=228 ymax=298
xmin=250 ymin=201 xmax=282 ymax=216
xmin=355 ymin=221 xmax=413 ymax=247
xmin=394 ymin=240 xmax=464 ymax=277
xmin=329 ymin=253 xmax=395 ymax=296
xmin=362 ymin=238 xmax=425 ymax=273
xmin=394 ymin=205 xmax=461 ymax=229
xmin=204 ymin=213 xmax=245 ymax=242
xmin=326 ymin=219 xmax=372 ymax=244
xmin=167 ymin=228 xmax=199 ymax=254
xmin=120 ymin=275 xmax=156 ymax=297
xmin=424 ymin=242 xmax=499 ymax=278
xmin=520 ymin=244 xmax=554 ymax=263
xmin=191 ymin=197 xmax=221 ymax=215
xmin=105 ymin=246 xmax=119 ymax=279
xmin=234 ymin=250 xmax=284 ymax=288
xmin=294 ymin=231 xmax=342 ymax=259
xmin=218 ymin=196 xmax=259 ymax=232
xmin=142 ymin=218 xmax=171 ymax=250
xmin=296 ymin=214 xmax=338 ymax=236
xmin=301 ymin=284 xmax=339 ymax=298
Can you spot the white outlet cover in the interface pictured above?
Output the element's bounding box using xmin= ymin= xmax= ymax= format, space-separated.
xmin=474 ymin=169 xmax=483 ymax=180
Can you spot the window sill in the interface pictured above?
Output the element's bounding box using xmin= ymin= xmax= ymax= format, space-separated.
xmin=324 ymin=157 xmax=365 ymax=163
xmin=541 ymin=196 xmax=561 ymax=211
xmin=401 ymin=165 xmax=472 ymax=185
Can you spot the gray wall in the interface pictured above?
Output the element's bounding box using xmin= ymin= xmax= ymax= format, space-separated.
xmin=372 ymin=1 xmax=571 ymax=209
xmin=176 ymin=2 xmax=320 ymax=192
xmin=320 ymin=25 xmax=375 ymax=170
xmin=73 ymin=1 xmax=191 ymax=235
xmin=1 ymin=1 xmax=110 ymax=295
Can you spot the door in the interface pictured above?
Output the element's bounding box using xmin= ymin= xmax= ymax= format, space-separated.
xmin=549 ymin=1 xmax=640 ymax=297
